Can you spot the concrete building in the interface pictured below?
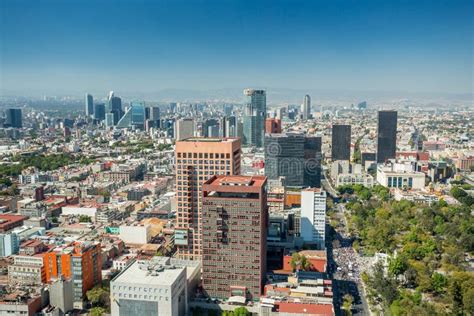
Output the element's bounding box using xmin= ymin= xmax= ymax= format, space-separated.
xmin=0 ymin=232 xmax=19 ymax=257
xmin=49 ymin=277 xmax=74 ymax=315
xmin=202 ymin=175 xmax=267 ymax=300
xmin=376 ymin=162 xmax=425 ymax=190
xmin=119 ymin=224 xmax=151 ymax=244
xmin=0 ymin=214 xmax=27 ymax=233
xmin=8 ymin=255 xmax=45 ymax=285
xmin=175 ymin=137 xmax=241 ymax=260
xmin=176 ymin=118 xmax=195 ymax=141
xmin=110 ymin=257 xmax=200 ymax=316
xmin=300 ymin=188 xmax=327 ymax=249
xmin=41 ymin=241 xmax=102 ymax=306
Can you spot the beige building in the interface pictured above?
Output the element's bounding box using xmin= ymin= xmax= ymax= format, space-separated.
xmin=175 ymin=137 xmax=241 ymax=260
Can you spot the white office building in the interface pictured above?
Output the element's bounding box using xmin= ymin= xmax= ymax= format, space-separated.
xmin=376 ymin=161 xmax=425 ymax=190
xmin=110 ymin=257 xmax=200 ymax=316
xmin=119 ymin=224 xmax=152 ymax=244
xmin=300 ymin=188 xmax=327 ymax=249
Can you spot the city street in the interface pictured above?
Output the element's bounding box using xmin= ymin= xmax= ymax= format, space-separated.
xmin=328 ymin=203 xmax=371 ymax=316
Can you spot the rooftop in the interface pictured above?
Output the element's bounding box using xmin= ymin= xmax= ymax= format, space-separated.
xmin=179 ymin=137 xmax=239 ymax=143
xmin=113 ymin=260 xmax=185 ymax=286
xmin=205 ymin=175 xmax=267 ymax=188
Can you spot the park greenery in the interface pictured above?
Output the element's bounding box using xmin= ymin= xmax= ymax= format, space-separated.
xmin=0 ymin=153 xmax=96 ymax=178
xmin=192 ymin=306 xmax=251 ymax=316
xmin=450 ymin=186 xmax=474 ymax=206
xmin=86 ymin=286 xmax=110 ymax=315
xmin=342 ymin=186 xmax=474 ymax=315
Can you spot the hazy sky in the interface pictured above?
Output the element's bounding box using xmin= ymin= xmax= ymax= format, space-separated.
xmin=1 ymin=0 xmax=473 ymax=95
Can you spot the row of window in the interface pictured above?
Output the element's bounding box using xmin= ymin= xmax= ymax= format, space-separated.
xmin=177 ymin=152 xmax=231 ymax=159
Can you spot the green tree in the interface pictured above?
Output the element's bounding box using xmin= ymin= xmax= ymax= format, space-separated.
xmin=86 ymin=286 xmax=109 ymax=308
xmin=388 ymin=256 xmax=407 ymax=276
xmin=431 ymin=272 xmax=447 ymax=294
xmin=79 ymin=215 xmax=92 ymax=223
xmin=342 ymin=294 xmax=354 ymax=315
xmin=234 ymin=307 xmax=251 ymax=316
xmin=90 ymin=307 xmax=106 ymax=316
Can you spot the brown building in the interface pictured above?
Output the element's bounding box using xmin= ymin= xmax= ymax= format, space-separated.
xmin=175 ymin=137 xmax=241 ymax=260
xmin=265 ymin=118 xmax=282 ymax=134
xmin=202 ymin=175 xmax=267 ymax=300
xmin=0 ymin=214 xmax=27 ymax=233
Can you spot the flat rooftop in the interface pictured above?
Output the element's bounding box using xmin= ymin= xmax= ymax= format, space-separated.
xmin=113 ymin=260 xmax=185 ymax=286
xmin=205 ymin=175 xmax=267 ymax=188
xmin=179 ymin=137 xmax=238 ymax=143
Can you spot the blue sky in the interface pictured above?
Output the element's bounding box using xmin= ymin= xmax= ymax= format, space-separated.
xmin=1 ymin=0 xmax=472 ymax=95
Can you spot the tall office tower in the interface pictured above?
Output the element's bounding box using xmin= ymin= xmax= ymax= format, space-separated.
xmin=175 ymin=138 xmax=241 ymax=260
xmin=265 ymin=133 xmax=321 ymax=187
xmin=116 ymin=101 xmax=146 ymax=130
xmin=5 ymin=109 xmax=22 ymax=128
xmin=304 ymin=136 xmax=322 ymax=188
xmin=221 ymin=116 xmax=237 ymax=138
xmin=202 ymin=119 xmax=220 ymax=137
xmin=331 ymin=124 xmax=351 ymax=161
xmin=149 ymin=106 xmax=160 ymax=127
xmin=202 ymin=175 xmax=267 ymax=300
xmin=105 ymin=113 xmax=114 ymax=128
xmin=242 ymin=89 xmax=266 ymax=147
xmin=109 ymin=96 xmax=122 ymax=124
xmin=301 ymin=188 xmax=327 ymax=249
xmin=302 ymin=94 xmax=311 ymax=120
xmin=265 ymin=118 xmax=282 ymax=134
xmin=93 ymin=103 xmax=106 ymax=121
xmin=85 ymin=94 xmax=94 ymax=117
xmin=377 ymin=110 xmax=398 ymax=163
xmin=176 ymin=118 xmax=195 ymax=140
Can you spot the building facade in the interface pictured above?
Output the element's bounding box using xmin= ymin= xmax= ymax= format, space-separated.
xmin=176 ymin=118 xmax=195 ymax=141
xmin=175 ymin=138 xmax=241 ymax=260
xmin=331 ymin=124 xmax=351 ymax=161
xmin=242 ymin=89 xmax=266 ymax=147
xmin=300 ymin=188 xmax=327 ymax=249
xmin=85 ymin=94 xmax=94 ymax=117
xmin=377 ymin=111 xmax=398 ymax=163
xmin=5 ymin=108 xmax=22 ymax=128
xmin=265 ymin=133 xmax=321 ymax=187
xmin=265 ymin=118 xmax=282 ymax=134
xmin=302 ymin=94 xmax=311 ymax=120
xmin=201 ymin=175 xmax=267 ymax=300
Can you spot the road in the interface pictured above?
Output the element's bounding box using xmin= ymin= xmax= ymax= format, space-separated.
xmin=328 ymin=203 xmax=371 ymax=316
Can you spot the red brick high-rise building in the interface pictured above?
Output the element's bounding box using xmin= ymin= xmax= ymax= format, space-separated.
xmin=202 ymin=175 xmax=267 ymax=300
xmin=175 ymin=138 xmax=241 ymax=260
xmin=265 ymin=118 xmax=282 ymax=134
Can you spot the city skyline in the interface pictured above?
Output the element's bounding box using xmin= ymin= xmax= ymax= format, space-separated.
xmin=1 ymin=0 xmax=473 ymax=96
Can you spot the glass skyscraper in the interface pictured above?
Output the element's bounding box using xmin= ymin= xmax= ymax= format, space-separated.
xmin=116 ymin=101 xmax=146 ymax=130
xmin=377 ymin=111 xmax=398 ymax=163
xmin=242 ymin=89 xmax=266 ymax=147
